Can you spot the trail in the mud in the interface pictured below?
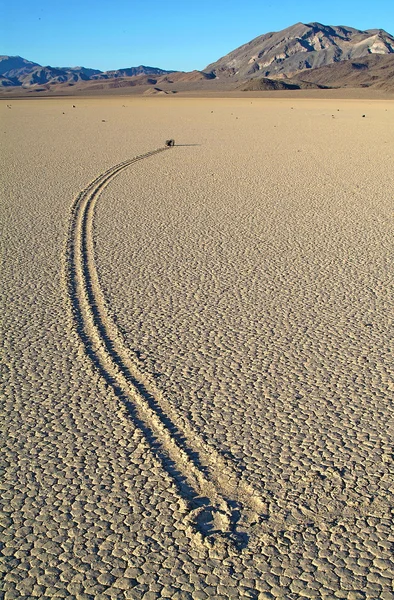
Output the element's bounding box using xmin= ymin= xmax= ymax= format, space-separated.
xmin=64 ymin=147 xmax=267 ymax=551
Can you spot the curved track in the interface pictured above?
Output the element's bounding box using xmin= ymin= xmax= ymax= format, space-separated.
xmin=65 ymin=147 xmax=267 ymax=550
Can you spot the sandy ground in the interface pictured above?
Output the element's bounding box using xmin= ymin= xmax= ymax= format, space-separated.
xmin=1 ymin=97 xmax=394 ymax=599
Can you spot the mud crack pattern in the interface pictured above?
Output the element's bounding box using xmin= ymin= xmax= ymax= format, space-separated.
xmin=2 ymin=98 xmax=394 ymax=599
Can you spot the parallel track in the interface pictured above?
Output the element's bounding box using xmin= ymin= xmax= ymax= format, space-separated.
xmin=65 ymin=147 xmax=266 ymax=550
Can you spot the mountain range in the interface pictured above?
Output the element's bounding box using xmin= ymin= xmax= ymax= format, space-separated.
xmin=0 ymin=56 xmax=173 ymax=87
xmin=1 ymin=22 xmax=394 ymax=94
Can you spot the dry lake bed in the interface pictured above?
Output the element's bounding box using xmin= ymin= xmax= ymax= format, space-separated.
xmin=1 ymin=96 xmax=394 ymax=598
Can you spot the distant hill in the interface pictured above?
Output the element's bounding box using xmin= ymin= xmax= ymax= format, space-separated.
xmin=60 ymin=66 xmax=102 ymax=78
xmin=92 ymin=66 xmax=173 ymax=79
xmin=18 ymin=66 xmax=91 ymax=86
xmin=0 ymin=56 xmax=174 ymax=87
xmin=205 ymin=22 xmax=394 ymax=80
xmin=0 ymin=55 xmax=40 ymax=78
xmin=156 ymin=70 xmax=215 ymax=83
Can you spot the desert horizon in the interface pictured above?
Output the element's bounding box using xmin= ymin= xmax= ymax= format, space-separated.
xmin=2 ymin=85 xmax=394 ymax=101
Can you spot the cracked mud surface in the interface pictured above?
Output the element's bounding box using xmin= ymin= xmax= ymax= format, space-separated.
xmin=2 ymin=97 xmax=394 ymax=598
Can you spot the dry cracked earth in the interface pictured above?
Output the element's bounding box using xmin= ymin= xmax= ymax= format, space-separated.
xmin=1 ymin=97 xmax=394 ymax=599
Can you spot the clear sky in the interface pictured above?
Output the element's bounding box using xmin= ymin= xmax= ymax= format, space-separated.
xmin=2 ymin=0 xmax=394 ymax=72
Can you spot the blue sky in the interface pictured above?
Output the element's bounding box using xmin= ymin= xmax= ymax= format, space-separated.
xmin=2 ymin=0 xmax=394 ymax=72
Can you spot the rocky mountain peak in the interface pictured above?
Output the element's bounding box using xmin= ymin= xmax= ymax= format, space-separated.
xmin=204 ymin=22 xmax=394 ymax=80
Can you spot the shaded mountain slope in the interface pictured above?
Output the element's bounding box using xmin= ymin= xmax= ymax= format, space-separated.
xmin=287 ymin=53 xmax=394 ymax=91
